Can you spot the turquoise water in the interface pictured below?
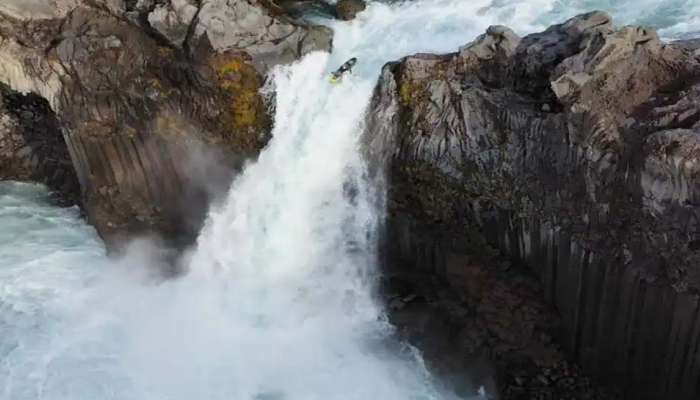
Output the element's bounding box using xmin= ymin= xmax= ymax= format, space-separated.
xmin=1 ymin=1 xmax=698 ymax=399
xmin=539 ymin=0 xmax=700 ymax=38
xmin=0 ymin=182 xmax=109 ymax=399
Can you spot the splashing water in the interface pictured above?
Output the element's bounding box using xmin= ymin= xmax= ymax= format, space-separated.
xmin=1 ymin=1 xmax=698 ymax=399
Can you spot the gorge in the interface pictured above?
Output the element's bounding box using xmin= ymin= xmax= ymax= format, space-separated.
xmin=1 ymin=1 xmax=700 ymax=399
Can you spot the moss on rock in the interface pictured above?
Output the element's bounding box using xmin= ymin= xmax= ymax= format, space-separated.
xmin=398 ymin=79 xmax=427 ymax=107
xmin=209 ymin=53 xmax=269 ymax=153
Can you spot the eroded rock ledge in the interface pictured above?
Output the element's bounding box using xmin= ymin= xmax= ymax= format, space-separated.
xmin=366 ymin=11 xmax=700 ymax=400
xmin=0 ymin=0 xmax=332 ymax=247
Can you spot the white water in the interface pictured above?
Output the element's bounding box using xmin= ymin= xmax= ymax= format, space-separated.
xmin=1 ymin=1 xmax=698 ymax=399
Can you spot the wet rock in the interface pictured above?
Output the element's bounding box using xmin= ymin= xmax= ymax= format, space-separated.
xmin=383 ymin=256 xmax=617 ymax=400
xmin=388 ymin=297 xmax=406 ymax=311
xmin=460 ymin=25 xmax=520 ymax=60
xmin=336 ymin=0 xmax=366 ymax=21
xmin=366 ymin=11 xmax=700 ymax=400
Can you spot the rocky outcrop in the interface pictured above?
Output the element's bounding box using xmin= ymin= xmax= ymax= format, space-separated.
xmin=336 ymin=0 xmax=366 ymax=21
xmin=0 ymin=84 xmax=80 ymax=205
xmin=0 ymin=0 xmax=332 ymax=247
xmin=366 ymin=11 xmax=700 ymax=400
xmin=146 ymin=0 xmax=198 ymax=47
xmin=189 ymin=0 xmax=332 ymax=70
xmin=129 ymin=0 xmax=333 ymax=70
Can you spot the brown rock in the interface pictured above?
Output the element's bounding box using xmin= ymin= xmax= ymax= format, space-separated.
xmin=336 ymin=0 xmax=366 ymax=21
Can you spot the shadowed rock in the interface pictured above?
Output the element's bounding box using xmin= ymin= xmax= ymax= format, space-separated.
xmin=0 ymin=84 xmax=80 ymax=205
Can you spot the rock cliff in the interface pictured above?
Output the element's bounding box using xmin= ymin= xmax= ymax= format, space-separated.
xmin=0 ymin=0 xmax=332 ymax=247
xmin=366 ymin=11 xmax=700 ymax=400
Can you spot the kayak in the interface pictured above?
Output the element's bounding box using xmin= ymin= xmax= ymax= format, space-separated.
xmin=329 ymin=57 xmax=357 ymax=85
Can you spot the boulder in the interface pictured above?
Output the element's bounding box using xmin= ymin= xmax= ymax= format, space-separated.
xmin=335 ymin=0 xmax=366 ymax=21
xmin=147 ymin=0 xmax=198 ymax=47
xmin=366 ymin=11 xmax=700 ymax=400
xmin=189 ymin=0 xmax=332 ymax=70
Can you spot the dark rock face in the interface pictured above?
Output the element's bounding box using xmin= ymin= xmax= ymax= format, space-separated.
xmin=366 ymin=11 xmax=700 ymax=400
xmin=382 ymin=247 xmax=618 ymax=400
xmin=336 ymin=0 xmax=366 ymax=21
xmin=0 ymin=84 xmax=80 ymax=205
xmin=0 ymin=0 xmax=332 ymax=248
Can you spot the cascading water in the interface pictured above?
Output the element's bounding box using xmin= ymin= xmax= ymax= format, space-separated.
xmin=1 ymin=1 xmax=698 ymax=399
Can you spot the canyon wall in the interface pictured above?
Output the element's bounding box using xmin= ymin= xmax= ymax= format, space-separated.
xmin=366 ymin=11 xmax=700 ymax=399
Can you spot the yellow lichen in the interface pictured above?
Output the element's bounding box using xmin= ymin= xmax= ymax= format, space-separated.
xmin=209 ymin=54 xmax=267 ymax=151
xmin=79 ymin=120 xmax=118 ymax=137
xmin=123 ymin=126 xmax=138 ymax=139
xmin=398 ymin=59 xmax=451 ymax=107
xmin=146 ymin=78 xmax=176 ymax=99
xmin=157 ymin=46 xmax=175 ymax=60
xmin=399 ymin=79 xmax=426 ymax=107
